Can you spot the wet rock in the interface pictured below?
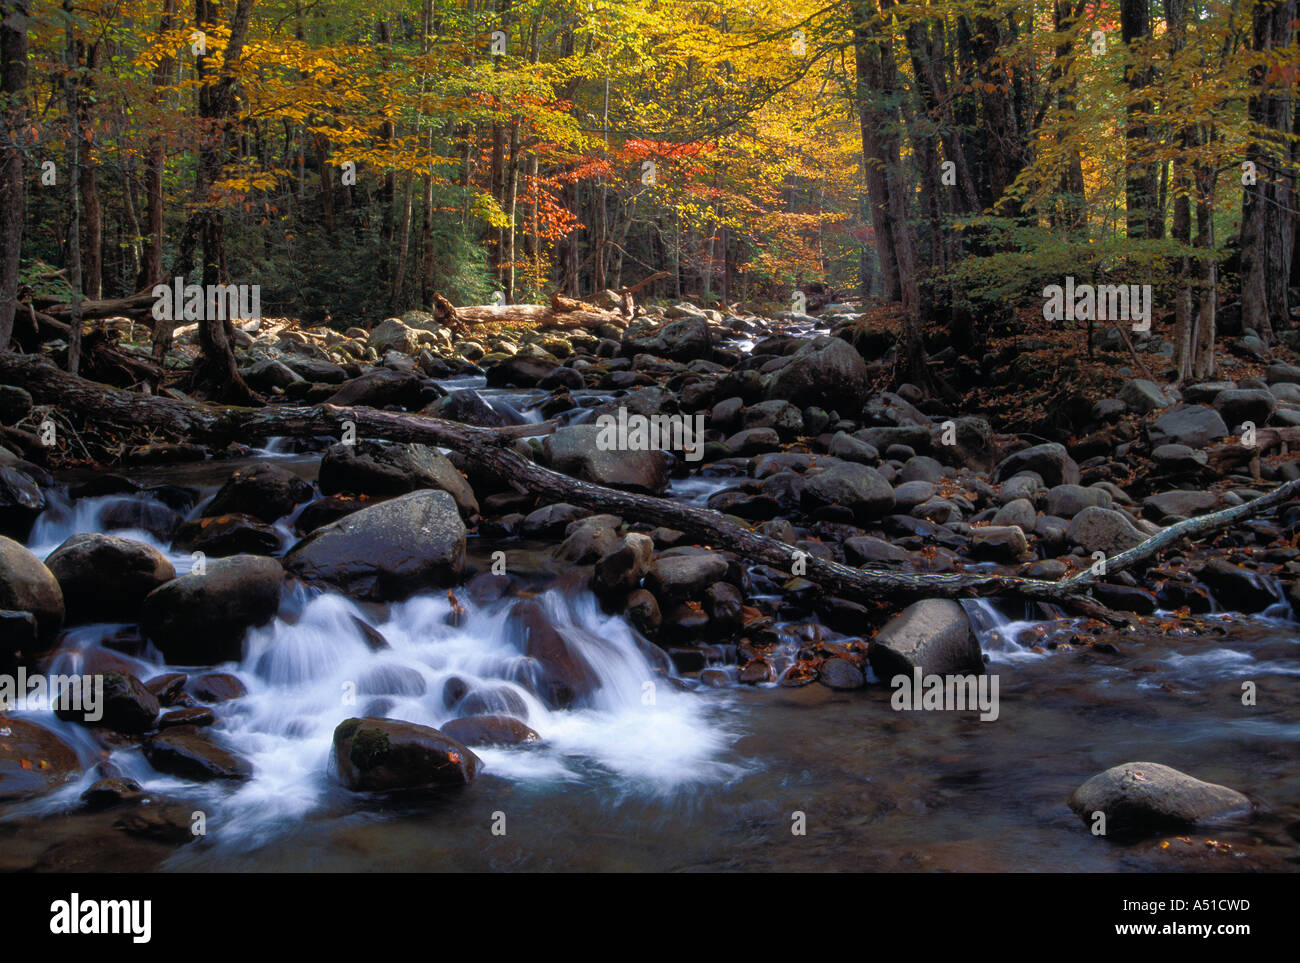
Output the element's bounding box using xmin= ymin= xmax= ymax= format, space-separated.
xmin=625 ymin=588 xmax=661 ymax=635
xmin=457 ymin=685 xmax=530 ymax=719
xmin=144 ymin=672 xmax=187 ymax=703
xmin=1067 ymin=762 xmax=1251 ymax=835
xmin=144 ymin=726 xmax=253 ymax=782
xmin=331 ymin=717 xmax=479 ymax=791
xmin=543 ymin=424 xmax=669 ymax=495
xmin=1092 ymin=583 xmax=1157 ymax=615
xmin=800 ymin=462 xmax=896 ymax=519
xmin=0 ymin=465 xmax=44 ymax=541
xmin=646 ymin=553 xmax=729 ymax=601
xmin=1146 ymin=405 xmax=1228 ymax=448
xmin=98 ymin=496 xmax=184 ymax=541
xmin=284 ymin=490 xmax=465 ymax=601
xmin=594 ymin=533 xmax=654 ymax=595
xmin=1213 ymin=388 xmax=1275 ymax=428
xmin=764 ymin=336 xmax=871 ymax=413
xmin=45 ymin=533 xmax=175 ymax=625
xmin=510 ymin=598 xmax=600 ymax=705
xmin=204 ymin=463 xmax=313 ymax=523
xmin=188 ymin=672 xmax=248 ymax=703
xmin=704 ymin=581 xmax=743 ymax=625
xmin=0 ymin=718 xmax=80 ymax=800
xmin=440 ymin=715 xmax=540 ymax=747
xmin=739 ymin=659 xmax=774 ymax=684
xmin=426 ymin=389 xmax=511 ymax=427
xmin=56 ymin=670 xmax=158 ymax=734
xmin=868 ymin=599 xmax=982 ymax=679
xmin=992 ymin=443 xmax=1079 ymax=488
xmin=294 ymin=494 xmax=375 ymax=535
xmin=326 ymin=367 xmax=427 ymax=410
xmin=486 ymin=355 xmax=559 ymax=387
xmin=554 ymin=514 xmax=622 ymax=564
xmin=522 ymin=502 xmax=590 ymax=538
xmin=1065 ymin=506 xmax=1146 ymax=555
xmin=1196 ymin=558 xmax=1279 ymax=613
xmin=0 ymin=535 xmax=63 ymax=649
xmin=159 ymin=707 xmax=215 ymax=728
xmin=174 ymin=513 xmax=282 ymax=558
xmin=81 ymin=777 xmax=144 ymax=810
xmin=319 ymin=441 xmax=477 ymax=515
xmin=141 ymin=555 xmax=284 ymax=665
xmin=818 ymin=657 xmax=865 ymax=690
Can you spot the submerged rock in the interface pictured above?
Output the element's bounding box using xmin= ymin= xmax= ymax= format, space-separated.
xmin=1068 ymin=762 xmax=1251 ymax=834
xmin=0 ymin=719 xmax=80 ymax=801
xmin=144 ymin=726 xmax=254 ymax=782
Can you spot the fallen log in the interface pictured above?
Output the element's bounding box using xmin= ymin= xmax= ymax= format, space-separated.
xmin=433 ymin=295 xmax=628 ymax=332
xmin=40 ymin=289 xmax=157 ymax=322
xmin=4 ymin=352 xmax=1297 ymax=626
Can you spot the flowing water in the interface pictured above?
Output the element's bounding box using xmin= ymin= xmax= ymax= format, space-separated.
xmin=4 ymin=381 xmax=1299 ymax=872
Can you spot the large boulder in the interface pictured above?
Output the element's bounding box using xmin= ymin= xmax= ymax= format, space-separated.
xmin=992 ymin=443 xmax=1079 ymax=488
xmin=508 ymin=598 xmax=600 ymax=706
xmin=318 ymin=440 xmax=478 ymax=515
xmin=204 ymin=463 xmax=313 ymax=523
xmin=284 ymin=490 xmax=465 ymax=601
xmin=543 ymin=424 xmax=668 ymax=495
xmin=1067 ymin=762 xmax=1251 ymax=834
xmin=332 ymin=717 xmax=480 ymax=792
xmin=141 ymin=555 xmax=283 ymax=665
xmin=1146 ymin=405 xmax=1228 ymax=448
xmin=425 ymin=389 xmax=511 ymax=428
xmin=1065 ymin=506 xmax=1146 ymax=555
xmin=367 ymin=318 xmax=420 ymax=354
xmin=325 ymin=367 xmax=427 ymax=410
xmin=764 ymin=336 xmax=871 ymax=413
xmin=652 ymin=316 xmax=715 ymax=361
xmin=45 ymin=533 xmax=175 ymax=625
xmin=868 ymin=599 xmax=983 ymax=679
xmin=486 ymin=355 xmax=559 ymax=388
xmin=645 ymin=553 xmax=729 ymax=601
xmin=0 ymin=535 xmax=63 ymax=649
xmin=56 ymin=670 xmax=159 ymax=734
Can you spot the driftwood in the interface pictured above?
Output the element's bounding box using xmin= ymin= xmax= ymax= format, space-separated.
xmin=6 ymin=353 xmax=1298 ymax=626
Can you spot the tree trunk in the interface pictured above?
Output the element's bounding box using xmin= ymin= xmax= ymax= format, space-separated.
xmin=0 ymin=0 xmax=30 ymax=351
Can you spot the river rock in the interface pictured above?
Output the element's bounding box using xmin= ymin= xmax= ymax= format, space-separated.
xmin=332 ymin=717 xmax=480 ymax=791
xmin=1213 ymin=388 xmax=1276 ymax=429
xmin=0 ymin=535 xmax=63 ymax=649
xmin=173 ymin=513 xmax=282 ymax=558
xmin=1196 ymin=558 xmax=1279 ymax=612
xmin=1044 ymin=484 xmax=1113 ymax=518
xmin=818 ymin=657 xmax=865 ymax=690
xmin=325 ymin=367 xmax=427 ymax=410
xmin=1067 ymin=762 xmax=1251 ymax=834
xmin=285 ymin=490 xmax=465 ymax=601
xmin=486 ymin=355 xmax=559 ymax=387
xmin=543 ymin=424 xmax=669 ymax=495
xmin=318 ymin=440 xmax=478 ymax=515
xmin=44 ymin=533 xmax=175 ymax=625
xmin=1146 ymin=405 xmax=1228 ymax=448
xmin=991 ymin=498 xmax=1036 ymax=531
xmin=800 ymin=463 xmax=896 ymax=518
xmin=144 ymin=726 xmax=254 ymax=782
xmin=1065 ymin=506 xmax=1146 ymax=554
xmin=0 ymin=719 xmax=80 ymax=800
xmin=969 ymin=525 xmax=1029 ymax=561
xmin=440 ymin=715 xmax=541 ymax=747
xmin=141 ymin=555 xmax=283 ymax=664
xmin=0 ymin=465 xmax=45 ymax=541
xmin=56 ymin=670 xmax=159 ymax=734
xmin=204 ymin=463 xmax=313 ymax=523
xmin=764 ymin=335 xmax=871 ymax=413
xmin=868 ymin=598 xmax=983 ymax=679
xmin=646 ymin=553 xmax=729 ymax=601
xmin=594 ymin=532 xmax=654 ymax=594
xmin=1143 ymin=490 xmax=1217 ymax=520
xmin=1118 ymin=379 xmax=1170 ymax=414
xmin=509 ymin=598 xmax=600 ymax=706
xmin=425 ymin=389 xmax=511 ymax=427
xmin=992 ymin=443 xmax=1079 ymax=488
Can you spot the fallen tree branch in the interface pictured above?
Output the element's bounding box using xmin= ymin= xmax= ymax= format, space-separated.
xmin=432 ymin=295 xmax=628 ymax=332
xmin=4 ymin=353 xmax=1296 ymax=626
